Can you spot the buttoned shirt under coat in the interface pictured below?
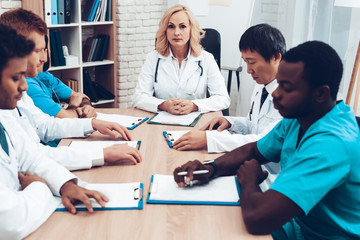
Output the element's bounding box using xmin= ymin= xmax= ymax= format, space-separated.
xmin=0 ymin=114 xmax=77 ymax=240
xmin=131 ymin=49 xmax=230 ymax=113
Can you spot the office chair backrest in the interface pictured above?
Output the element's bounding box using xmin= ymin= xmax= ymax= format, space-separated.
xmin=201 ymin=28 xmax=221 ymax=69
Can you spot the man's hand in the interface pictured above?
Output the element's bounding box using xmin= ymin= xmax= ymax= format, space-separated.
xmin=77 ymin=105 xmax=97 ymax=118
xmin=177 ymin=99 xmax=198 ymax=115
xmin=68 ymin=92 xmax=89 ymax=107
xmin=172 ymin=130 xmax=207 ymax=151
xmin=60 ymin=180 xmax=109 ymax=214
xmin=237 ymin=159 xmax=268 ymax=185
xmin=200 ymin=117 xmax=231 ymax=131
xmin=91 ymin=119 xmax=131 ymax=140
xmin=18 ymin=171 xmax=47 ymax=190
xmin=103 ymin=144 xmax=142 ymax=165
xmin=173 ymin=160 xmax=214 ymax=188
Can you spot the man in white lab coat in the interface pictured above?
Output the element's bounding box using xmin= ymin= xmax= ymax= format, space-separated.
xmin=0 ymin=24 xmax=108 ymax=240
xmin=173 ymin=24 xmax=285 ymax=188
xmin=0 ymin=9 xmax=142 ymax=170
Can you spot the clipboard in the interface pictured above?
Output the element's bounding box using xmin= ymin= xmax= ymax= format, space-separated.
xmin=96 ymin=113 xmax=149 ymax=130
xmin=163 ymin=130 xmax=189 ymax=148
xmin=146 ymin=175 xmax=241 ymax=206
xmin=56 ymin=182 xmax=144 ymax=211
xmin=163 ymin=130 xmax=231 ymax=148
xmin=147 ymin=111 xmax=203 ymax=127
xmin=69 ymin=140 xmax=141 ymax=150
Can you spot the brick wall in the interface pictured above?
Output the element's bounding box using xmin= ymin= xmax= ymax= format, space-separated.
xmin=116 ymin=0 xmax=167 ymax=108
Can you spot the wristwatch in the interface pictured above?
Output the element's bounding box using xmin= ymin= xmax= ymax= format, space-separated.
xmin=203 ymin=160 xmax=217 ymax=179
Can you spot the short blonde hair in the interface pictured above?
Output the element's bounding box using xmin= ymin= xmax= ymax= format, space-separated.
xmin=155 ymin=4 xmax=205 ymax=57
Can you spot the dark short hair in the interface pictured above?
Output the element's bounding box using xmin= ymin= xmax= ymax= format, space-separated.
xmin=239 ymin=23 xmax=286 ymax=62
xmin=282 ymin=41 xmax=343 ymax=100
xmin=0 ymin=24 xmax=34 ymax=80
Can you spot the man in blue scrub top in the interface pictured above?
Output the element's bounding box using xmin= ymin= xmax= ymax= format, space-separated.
xmin=173 ymin=41 xmax=360 ymax=239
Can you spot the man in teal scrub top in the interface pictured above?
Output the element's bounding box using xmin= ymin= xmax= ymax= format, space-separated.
xmin=173 ymin=41 xmax=360 ymax=239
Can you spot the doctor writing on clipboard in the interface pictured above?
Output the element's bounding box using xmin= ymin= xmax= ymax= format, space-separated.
xmin=132 ymin=4 xmax=230 ymax=115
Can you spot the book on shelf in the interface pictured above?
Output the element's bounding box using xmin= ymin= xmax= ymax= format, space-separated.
xmin=63 ymin=78 xmax=78 ymax=92
xmin=49 ymin=29 xmax=65 ymax=67
xmin=83 ymin=34 xmax=110 ymax=62
xmin=82 ymin=0 xmax=111 ymax=22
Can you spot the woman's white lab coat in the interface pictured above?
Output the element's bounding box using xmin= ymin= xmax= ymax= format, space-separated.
xmin=132 ymin=50 xmax=230 ymax=113
xmin=0 ymin=114 xmax=76 ymax=240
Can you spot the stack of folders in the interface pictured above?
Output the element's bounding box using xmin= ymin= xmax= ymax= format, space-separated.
xmin=82 ymin=34 xmax=110 ymax=62
xmin=82 ymin=0 xmax=112 ymax=22
xmin=49 ymin=29 xmax=66 ymax=67
xmin=44 ymin=0 xmax=72 ymax=25
xmin=83 ymin=69 xmax=115 ymax=103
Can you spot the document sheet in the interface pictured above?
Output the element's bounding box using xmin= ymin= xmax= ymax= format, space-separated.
xmin=69 ymin=140 xmax=140 ymax=149
xmin=96 ymin=112 xmax=148 ymax=129
xmin=56 ymin=182 xmax=143 ymax=210
xmin=149 ymin=111 xmax=202 ymax=126
xmin=148 ymin=174 xmax=240 ymax=203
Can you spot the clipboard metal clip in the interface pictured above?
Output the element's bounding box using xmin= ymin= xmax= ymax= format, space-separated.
xmin=165 ymin=133 xmax=174 ymax=142
xmin=132 ymin=118 xmax=144 ymax=126
xmin=134 ymin=187 xmax=143 ymax=200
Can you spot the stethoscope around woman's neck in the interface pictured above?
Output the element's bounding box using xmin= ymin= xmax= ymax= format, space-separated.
xmin=154 ymin=57 xmax=203 ymax=82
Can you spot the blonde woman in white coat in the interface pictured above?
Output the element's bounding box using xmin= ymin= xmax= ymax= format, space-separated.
xmin=132 ymin=4 xmax=230 ymax=114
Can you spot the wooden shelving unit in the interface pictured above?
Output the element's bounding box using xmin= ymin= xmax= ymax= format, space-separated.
xmin=23 ymin=0 xmax=117 ymax=107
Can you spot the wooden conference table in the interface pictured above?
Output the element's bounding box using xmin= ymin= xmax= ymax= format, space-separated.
xmin=26 ymin=108 xmax=272 ymax=240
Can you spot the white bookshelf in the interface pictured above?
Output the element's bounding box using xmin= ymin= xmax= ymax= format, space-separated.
xmin=23 ymin=0 xmax=117 ymax=107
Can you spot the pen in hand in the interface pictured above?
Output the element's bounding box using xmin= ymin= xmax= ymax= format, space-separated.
xmin=177 ymin=170 xmax=209 ymax=187
xmin=177 ymin=170 xmax=209 ymax=176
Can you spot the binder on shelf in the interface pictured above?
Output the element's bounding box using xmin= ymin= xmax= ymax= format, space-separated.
xmin=92 ymin=37 xmax=103 ymax=61
xmin=98 ymin=34 xmax=109 ymax=61
xmin=82 ymin=37 xmax=94 ymax=62
xmin=54 ymin=30 xmax=66 ymax=66
xmin=147 ymin=175 xmax=241 ymax=206
xmin=56 ymin=182 xmax=144 ymax=211
xmin=51 ymin=0 xmax=58 ymax=24
xmin=83 ymin=69 xmax=99 ymax=102
xmin=96 ymin=113 xmax=149 ymax=130
xmin=57 ymin=0 xmax=65 ymax=24
xmin=106 ymin=0 xmax=111 ymax=21
xmin=64 ymin=0 xmax=71 ymax=23
xmin=147 ymin=111 xmax=203 ymax=127
xmin=88 ymin=38 xmax=98 ymax=61
xmin=49 ymin=30 xmax=60 ymax=66
xmin=44 ymin=0 xmax=52 ymax=25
